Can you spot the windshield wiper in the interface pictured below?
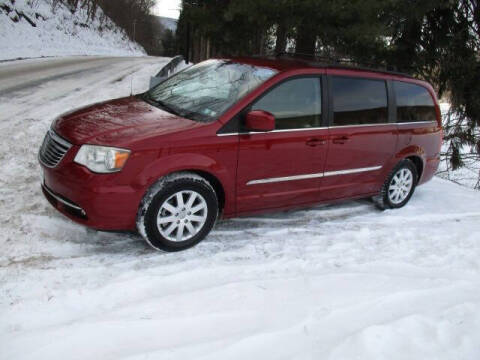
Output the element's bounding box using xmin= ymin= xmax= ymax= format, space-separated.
xmin=142 ymin=93 xmax=183 ymax=117
xmin=141 ymin=92 xmax=157 ymax=106
xmin=156 ymin=99 xmax=184 ymax=117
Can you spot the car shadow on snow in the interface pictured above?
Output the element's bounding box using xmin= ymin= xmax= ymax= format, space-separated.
xmin=7 ymin=198 xmax=381 ymax=270
xmin=75 ymin=198 xmax=376 ymax=255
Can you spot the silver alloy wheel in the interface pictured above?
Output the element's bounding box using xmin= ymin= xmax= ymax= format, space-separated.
xmin=388 ymin=168 xmax=414 ymax=204
xmin=157 ymin=190 xmax=208 ymax=242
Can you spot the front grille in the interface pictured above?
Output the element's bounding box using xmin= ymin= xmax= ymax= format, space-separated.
xmin=39 ymin=130 xmax=72 ymax=168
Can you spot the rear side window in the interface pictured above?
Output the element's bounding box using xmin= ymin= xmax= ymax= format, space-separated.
xmin=251 ymin=77 xmax=321 ymax=129
xmin=331 ymin=77 xmax=388 ymax=126
xmin=394 ymin=81 xmax=436 ymax=123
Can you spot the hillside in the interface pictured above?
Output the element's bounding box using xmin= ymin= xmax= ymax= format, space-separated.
xmin=156 ymin=16 xmax=177 ymax=32
xmin=0 ymin=0 xmax=145 ymax=61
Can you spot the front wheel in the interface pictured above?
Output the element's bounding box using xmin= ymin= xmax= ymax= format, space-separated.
xmin=375 ymin=159 xmax=418 ymax=210
xmin=137 ymin=173 xmax=218 ymax=252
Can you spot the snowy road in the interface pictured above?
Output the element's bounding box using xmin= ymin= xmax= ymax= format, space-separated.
xmin=0 ymin=56 xmax=149 ymax=95
xmin=1 ymin=57 xmax=480 ymax=360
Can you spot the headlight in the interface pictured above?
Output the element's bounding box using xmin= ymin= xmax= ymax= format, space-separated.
xmin=74 ymin=145 xmax=130 ymax=173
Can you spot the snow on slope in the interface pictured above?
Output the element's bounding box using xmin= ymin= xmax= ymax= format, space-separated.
xmin=0 ymin=0 xmax=145 ymax=61
xmin=0 ymin=57 xmax=479 ymax=359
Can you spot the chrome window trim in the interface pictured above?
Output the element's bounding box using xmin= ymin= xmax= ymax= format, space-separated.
xmin=397 ymin=121 xmax=437 ymax=125
xmin=216 ymin=133 xmax=241 ymax=137
xmin=329 ymin=123 xmax=393 ymax=129
xmin=216 ymin=133 xmax=240 ymax=137
xmin=246 ymin=165 xmax=382 ymax=185
xmin=216 ymin=121 xmax=437 ymax=136
xmin=217 ymin=126 xmax=328 ymax=137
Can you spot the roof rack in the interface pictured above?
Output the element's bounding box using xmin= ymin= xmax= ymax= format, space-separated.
xmin=275 ymin=51 xmax=414 ymax=78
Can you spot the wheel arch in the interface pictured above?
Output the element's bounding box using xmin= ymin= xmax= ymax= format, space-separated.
xmin=184 ymin=169 xmax=226 ymax=214
xmin=405 ymin=155 xmax=424 ymax=183
xmin=135 ymin=154 xmax=232 ymax=217
xmin=394 ymin=145 xmax=426 ymax=183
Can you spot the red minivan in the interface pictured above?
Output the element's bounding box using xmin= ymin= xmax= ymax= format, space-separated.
xmin=39 ymin=57 xmax=442 ymax=251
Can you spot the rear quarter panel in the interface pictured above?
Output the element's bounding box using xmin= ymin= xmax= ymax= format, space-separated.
xmin=395 ymin=121 xmax=442 ymax=184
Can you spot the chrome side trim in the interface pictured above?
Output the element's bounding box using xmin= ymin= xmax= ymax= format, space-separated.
xmin=323 ymin=165 xmax=382 ymax=177
xmin=246 ymin=165 xmax=382 ymax=185
xmin=217 ymin=126 xmax=328 ymax=137
xmin=247 ymin=172 xmax=324 ymax=185
xmin=42 ymin=184 xmax=84 ymax=212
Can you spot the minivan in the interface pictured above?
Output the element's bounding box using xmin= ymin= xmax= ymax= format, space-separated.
xmin=39 ymin=56 xmax=443 ymax=251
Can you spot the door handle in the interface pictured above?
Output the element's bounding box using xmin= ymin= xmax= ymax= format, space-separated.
xmin=332 ymin=136 xmax=350 ymax=144
xmin=306 ymin=138 xmax=327 ymax=147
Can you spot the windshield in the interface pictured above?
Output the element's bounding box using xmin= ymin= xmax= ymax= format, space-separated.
xmin=144 ymin=59 xmax=278 ymax=122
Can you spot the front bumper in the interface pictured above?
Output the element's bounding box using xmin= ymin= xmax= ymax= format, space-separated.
xmin=42 ymin=183 xmax=87 ymax=219
xmin=40 ymin=149 xmax=141 ymax=231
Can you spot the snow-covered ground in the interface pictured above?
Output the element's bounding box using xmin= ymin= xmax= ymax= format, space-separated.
xmin=437 ymin=103 xmax=480 ymax=190
xmin=1 ymin=57 xmax=480 ymax=359
xmin=0 ymin=0 xmax=144 ymax=61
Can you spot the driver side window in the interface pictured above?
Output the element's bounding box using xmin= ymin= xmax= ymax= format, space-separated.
xmin=251 ymin=77 xmax=322 ymax=130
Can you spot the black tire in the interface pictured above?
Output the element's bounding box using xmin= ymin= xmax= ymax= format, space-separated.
xmin=374 ymin=159 xmax=418 ymax=210
xmin=137 ymin=172 xmax=218 ymax=252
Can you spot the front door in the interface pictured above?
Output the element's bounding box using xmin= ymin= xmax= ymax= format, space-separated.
xmin=235 ymin=76 xmax=329 ymax=214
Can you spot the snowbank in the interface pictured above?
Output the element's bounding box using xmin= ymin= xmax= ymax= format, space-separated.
xmin=0 ymin=0 xmax=145 ymax=61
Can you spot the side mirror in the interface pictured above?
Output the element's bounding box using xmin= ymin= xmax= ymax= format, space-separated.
xmin=245 ymin=110 xmax=275 ymax=132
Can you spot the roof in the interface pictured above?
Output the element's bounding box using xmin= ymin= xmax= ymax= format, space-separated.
xmin=231 ymin=56 xmax=315 ymax=71
xmin=230 ymin=55 xmax=414 ymax=79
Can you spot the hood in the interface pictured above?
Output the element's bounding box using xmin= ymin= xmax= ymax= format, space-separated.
xmin=53 ymin=97 xmax=203 ymax=146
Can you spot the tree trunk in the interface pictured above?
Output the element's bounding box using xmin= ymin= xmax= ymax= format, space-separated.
xmin=258 ymin=30 xmax=266 ymax=55
xmin=193 ymin=31 xmax=201 ymax=63
xmin=295 ymin=22 xmax=316 ymax=55
xmin=275 ymin=23 xmax=287 ymax=54
xmin=200 ymin=35 xmax=205 ymax=61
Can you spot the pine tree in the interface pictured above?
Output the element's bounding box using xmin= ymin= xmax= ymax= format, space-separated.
xmin=175 ymin=0 xmax=480 ymax=186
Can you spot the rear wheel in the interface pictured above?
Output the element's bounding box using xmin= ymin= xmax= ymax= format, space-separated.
xmin=137 ymin=173 xmax=218 ymax=251
xmin=375 ymin=159 xmax=418 ymax=210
